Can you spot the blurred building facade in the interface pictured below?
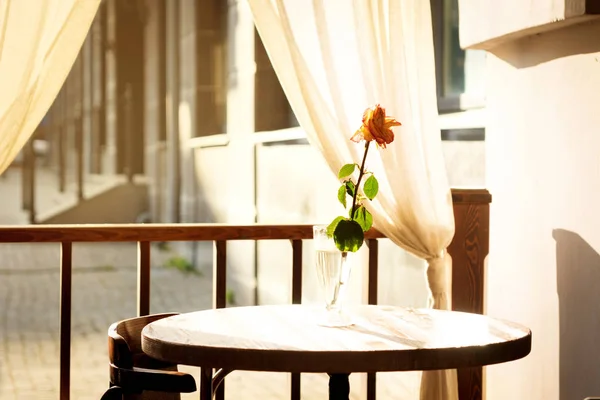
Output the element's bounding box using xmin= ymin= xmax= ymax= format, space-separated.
xmin=32 ymin=0 xmax=485 ymax=225
xmin=17 ymin=0 xmax=486 ymax=305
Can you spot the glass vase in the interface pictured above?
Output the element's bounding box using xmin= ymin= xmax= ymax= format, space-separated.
xmin=313 ymin=225 xmax=354 ymax=327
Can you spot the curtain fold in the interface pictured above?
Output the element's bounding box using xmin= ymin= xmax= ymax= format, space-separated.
xmin=247 ymin=0 xmax=457 ymax=398
xmin=0 ymin=0 xmax=100 ymax=176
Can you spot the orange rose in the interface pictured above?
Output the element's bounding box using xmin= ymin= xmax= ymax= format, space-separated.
xmin=350 ymin=104 xmax=401 ymax=149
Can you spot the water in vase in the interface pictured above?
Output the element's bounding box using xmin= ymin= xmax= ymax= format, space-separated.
xmin=315 ymin=249 xmax=350 ymax=311
xmin=313 ymin=225 xmax=353 ymax=327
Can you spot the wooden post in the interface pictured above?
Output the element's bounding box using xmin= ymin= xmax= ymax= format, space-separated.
xmin=448 ymin=188 xmax=491 ymax=400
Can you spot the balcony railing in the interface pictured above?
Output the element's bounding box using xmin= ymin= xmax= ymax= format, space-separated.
xmin=0 ymin=188 xmax=490 ymax=400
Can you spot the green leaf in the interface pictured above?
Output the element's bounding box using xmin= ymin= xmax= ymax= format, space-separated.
xmin=352 ymin=205 xmax=373 ymax=232
xmin=345 ymin=180 xmax=356 ymax=197
xmin=363 ymin=175 xmax=379 ymax=200
xmin=338 ymin=163 xmax=357 ymax=179
xmin=333 ymin=219 xmax=364 ymax=252
xmin=337 ymin=185 xmax=347 ymax=208
xmin=326 ymin=216 xmax=346 ymax=238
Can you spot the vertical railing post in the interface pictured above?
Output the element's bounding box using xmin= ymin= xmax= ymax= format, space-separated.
xmin=213 ymin=240 xmax=227 ymax=309
xmin=59 ymin=241 xmax=73 ymax=400
xmin=212 ymin=240 xmax=227 ymax=400
xmin=366 ymin=238 xmax=379 ymax=400
xmin=290 ymin=239 xmax=303 ymax=400
xmin=137 ymin=241 xmax=151 ymax=316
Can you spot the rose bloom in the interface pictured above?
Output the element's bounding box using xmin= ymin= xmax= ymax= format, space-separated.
xmin=350 ymin=104 xmax=401 ymax=149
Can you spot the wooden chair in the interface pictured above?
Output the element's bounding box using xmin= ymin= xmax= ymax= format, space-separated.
xmin=100 ymin=313 xmax=197 ymax=400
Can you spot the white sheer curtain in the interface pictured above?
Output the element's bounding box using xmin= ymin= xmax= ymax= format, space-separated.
xmin=247 ymin=0 xmax=457 ymax=398
xmin=0 ymin=0 xmax=100 ymax=175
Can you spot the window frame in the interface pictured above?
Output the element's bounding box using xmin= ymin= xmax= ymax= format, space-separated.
xmin=430 ymin=0 xmax=486 ymax=114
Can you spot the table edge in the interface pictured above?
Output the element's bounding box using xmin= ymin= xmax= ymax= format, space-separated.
xmin=141 ymin=306 xmax=532 ymax=373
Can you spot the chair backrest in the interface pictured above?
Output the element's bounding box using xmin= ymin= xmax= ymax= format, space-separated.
xmin=108 ymin=313 xmax=178 ymax=368
xmin=106 ymin=313 xmax=196 ymax=400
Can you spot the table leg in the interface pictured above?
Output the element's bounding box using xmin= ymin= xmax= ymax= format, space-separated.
xmin=200 ymin=367 xmax=213 ymax=400
xmin=212 ymin=368 xmax=232 ymax=400
xmin=328 ymin=373 xmax=350 ymax=400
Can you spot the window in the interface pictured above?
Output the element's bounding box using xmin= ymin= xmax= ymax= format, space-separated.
xmin=431 ymin=0 xmax=486 ymax=113
xmin=252 ymin=0 xmax=486 ymax=133
xmin=254 ymin=29 xmax=299 ymax=132
xmin=196 ymin=0 xmax=228 ymax=136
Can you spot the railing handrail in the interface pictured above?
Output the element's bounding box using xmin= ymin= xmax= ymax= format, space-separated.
xmin=0 ymin=224 xmax=384 ymax=243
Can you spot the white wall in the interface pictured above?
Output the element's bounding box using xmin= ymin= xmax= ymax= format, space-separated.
xmin=459 ymin=0 xmax=598 ymax=49
xmin=483 ymin=20 xmax=600 ymax=400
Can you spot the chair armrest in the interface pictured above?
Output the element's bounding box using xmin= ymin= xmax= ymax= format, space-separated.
xmin=110 ymin=364 xmax=197 ymax=393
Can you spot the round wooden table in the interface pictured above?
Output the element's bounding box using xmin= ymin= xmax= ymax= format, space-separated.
xmin=141 ymin=305 xmax=531 ymax=399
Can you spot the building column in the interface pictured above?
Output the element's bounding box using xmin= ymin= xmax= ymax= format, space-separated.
xmin=47 ymin=95 xmax=60 ymax=171
xmin=90 ymin=6 xmax=106 ymax=175
xmin=144 ymin=0 xmax=167 ymax=223
xmin=74 ymin=51 xmax=84 ymax=201
xmin=115 ymin=1 xmax=145 ymax=178
xmin=58 ymin=85 xmax=67 ymax=192
xmin=165 ymin=0 xmax=180 ymax=223
xmin=82 ymin=34 xmax=93 ymax=177
xmin=178 ymin=0 xmax=198 ymax=223
xmin=65 ymin=65 xmax=76 ymax=182
xmin=225 ymin=0 xmax=257 ymax=305
xmin=103 ymin=0 xmax=118 ymax=175
xmin=226 ymin=0 xmax=256 ymax=221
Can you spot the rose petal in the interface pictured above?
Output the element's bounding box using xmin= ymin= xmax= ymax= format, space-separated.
xmin=351 ymin=104 xmax=400 ymax=147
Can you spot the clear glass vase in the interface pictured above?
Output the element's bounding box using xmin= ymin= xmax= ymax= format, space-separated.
xmin=313 ymin=225 xmax=354 ymax=327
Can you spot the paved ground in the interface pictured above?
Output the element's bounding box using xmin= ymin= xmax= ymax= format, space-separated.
xmin=0 ymin=242 xmax=420 ymax=399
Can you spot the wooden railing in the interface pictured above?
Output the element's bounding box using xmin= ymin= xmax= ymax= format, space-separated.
xmin=0 ymin=188 xmax=490 ymax=400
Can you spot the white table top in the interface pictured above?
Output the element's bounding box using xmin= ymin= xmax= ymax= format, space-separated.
xmin=142 ymin=305 xmax=531 ymax=373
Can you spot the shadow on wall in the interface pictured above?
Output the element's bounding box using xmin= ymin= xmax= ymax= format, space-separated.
xmin=553 ymin=229 xmax=600 ymax=400
xmin=491 ymin=20 xmax=600 ymax=68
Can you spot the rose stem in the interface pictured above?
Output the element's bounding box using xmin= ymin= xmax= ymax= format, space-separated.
xmin=350 ymin=141 xmax=370 ymax=219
